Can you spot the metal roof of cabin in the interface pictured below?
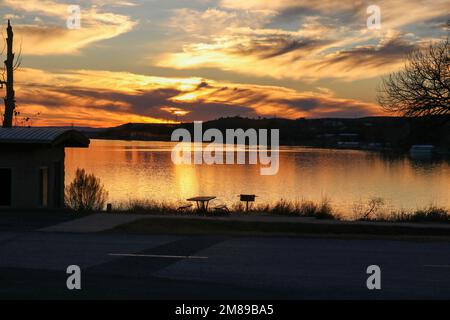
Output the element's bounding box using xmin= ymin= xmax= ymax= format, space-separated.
xmin=0 ymin=128 xmax=90 ymax=147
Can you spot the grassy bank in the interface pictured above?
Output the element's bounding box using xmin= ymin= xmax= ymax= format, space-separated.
xmin=112 ymin=198 xmax=337 ymax=219
xmin=111 ymin=216 xmax=450 ymax=238
xmin=362 ymin=206 xmax=450 ymax=223
xmin=109 ymin=198 xmax=450 ymax=224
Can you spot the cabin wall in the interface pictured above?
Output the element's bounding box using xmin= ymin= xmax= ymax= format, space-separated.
xmin=0 ymin=146 xmax=65 ymax=209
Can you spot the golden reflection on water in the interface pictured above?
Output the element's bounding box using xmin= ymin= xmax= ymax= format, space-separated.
xmin=65 ymin=140 xmax=450 ymax=217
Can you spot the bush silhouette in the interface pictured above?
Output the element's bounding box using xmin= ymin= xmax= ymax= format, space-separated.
xmin=65 ymin=168 xmax=108 ymax=212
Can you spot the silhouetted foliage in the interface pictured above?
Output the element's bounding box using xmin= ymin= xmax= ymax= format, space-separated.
xmin=95 ymin=116 xmax=450 ymax=150
xmin=378 ymin=37 xmax=450 ymax=117
xmin=65 ymin=168 xmax=108 ymax=211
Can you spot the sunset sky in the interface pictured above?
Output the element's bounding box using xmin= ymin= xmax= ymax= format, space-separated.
xmin=0 ymin=0 xmax=449 ymax=127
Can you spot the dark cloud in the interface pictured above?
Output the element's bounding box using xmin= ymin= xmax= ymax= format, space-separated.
xmin=262 ymin=38 xmax=329 ymax=59
xmin=227 ymin=34 xmax=328 ymax=59
xmin=179 ymin=103 xmax=257 ymax=120
xmin=21 ymin=84 xmax=256 ymax=121
xmin=315 ymin=36 xmax=417 ymax=70
xmin=196 ymin=81 xmax=210 ymax=89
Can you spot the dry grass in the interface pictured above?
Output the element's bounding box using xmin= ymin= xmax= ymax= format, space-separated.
xmin=111 ymin=198 xmax=340 ymax=220
xmin=108 ymin=198 xmax=449 ymax=224
xmin=387 ymin=206 xmax=450 ymax=223
xmin=113 ymin=199 xmax=180 ymax=215
xmin=253 ymin=198 xmax=336 ymax=220
xmin=352 ymin=198 xmax=450 ymax=223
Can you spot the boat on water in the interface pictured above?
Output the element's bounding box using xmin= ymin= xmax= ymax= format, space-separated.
xmin=409 ymin=145 xmax=435 ymax=156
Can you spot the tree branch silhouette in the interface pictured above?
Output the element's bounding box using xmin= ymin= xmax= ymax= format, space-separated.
xmin=378 ymin=34 xmax=450 ymax=117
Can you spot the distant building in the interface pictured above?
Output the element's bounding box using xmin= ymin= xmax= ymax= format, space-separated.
xmin=0 ymin=128 xmax=89 ymax=209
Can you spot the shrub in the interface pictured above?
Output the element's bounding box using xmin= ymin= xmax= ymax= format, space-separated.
xmin=271 ymin=199 xmax=295 ymax=215
xmin=315 ymin=199 xmax=337 ymax=220
xmin=298 ymin=201 xmax=318 ymax=217
xmin=410 ymin=207 xmax=449 ymax=222
xmin=391 ymin=206 xmax=450 ymax=223
xmin=65 ymin=168 xmax=108 ymax=212
xmin=352 ymin=197 xmax=385 ymax=220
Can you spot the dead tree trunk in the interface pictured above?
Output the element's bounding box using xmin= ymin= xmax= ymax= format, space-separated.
xmin=2 ymin=20 xmax=15 ymax=128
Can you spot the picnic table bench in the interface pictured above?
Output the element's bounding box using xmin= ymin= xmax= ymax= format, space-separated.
xmin=187 ymin=196 xmax=216 ymax=212
xmin=177 ymin=203 xmax=193 ymax=211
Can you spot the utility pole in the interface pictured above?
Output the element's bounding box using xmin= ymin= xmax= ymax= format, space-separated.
xmin=1 ymin=20 xmax=16 ymax=128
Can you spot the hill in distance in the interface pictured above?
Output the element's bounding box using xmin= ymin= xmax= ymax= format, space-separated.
xmin=90 ymin=116 xmax=450 ymax=151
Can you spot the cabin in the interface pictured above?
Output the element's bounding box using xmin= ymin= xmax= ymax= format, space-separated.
xmin=0 ymin=128 xmax=90 ymax=209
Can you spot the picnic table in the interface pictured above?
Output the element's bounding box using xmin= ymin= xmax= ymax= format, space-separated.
xmin=187 ymin=196 xmax=216 ymax=212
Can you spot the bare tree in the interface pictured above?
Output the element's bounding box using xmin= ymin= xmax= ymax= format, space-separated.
xmin=377 ymin=37 xmax=450 ymax=117
xmin=1 ymin=20 xmax=21 ymax=128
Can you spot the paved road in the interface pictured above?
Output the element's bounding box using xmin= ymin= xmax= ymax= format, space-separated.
xmin=1 ymin=228 xmax=450 ymax=299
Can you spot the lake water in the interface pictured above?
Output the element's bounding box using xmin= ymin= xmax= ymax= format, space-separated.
xmin=65 ymin=139 xmax=450 ymax=217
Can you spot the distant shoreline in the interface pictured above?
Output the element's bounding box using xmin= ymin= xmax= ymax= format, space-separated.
xmin=83 ymin=116 xmax=450 ymax=154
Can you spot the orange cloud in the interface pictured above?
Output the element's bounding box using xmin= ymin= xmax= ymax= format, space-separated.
xmin=158 ymin=30 xmax=417 ymax=81
xmin=10 ymin=68 xmax=380 ymax=127
xmin=2 ymin=0 xmax=136 ymax=55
